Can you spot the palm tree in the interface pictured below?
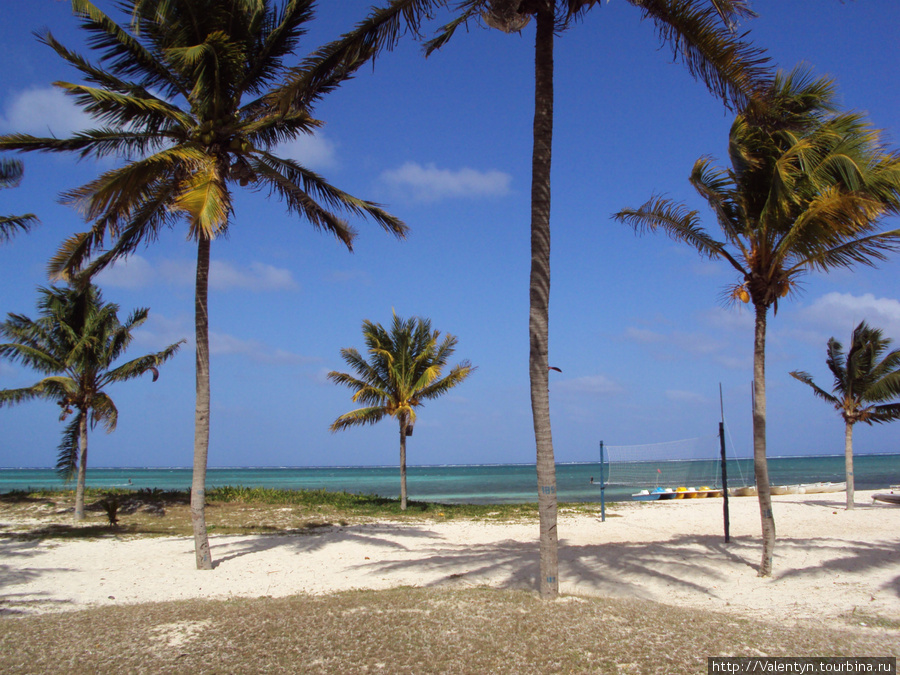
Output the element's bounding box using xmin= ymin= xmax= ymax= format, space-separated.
xmin=790 ymin=322 xmax=900 ymax=510
xmin=285 ymin=0 xmax=769 ymax=598
xmin=0 ymin=282 xmax=182 ymax=520
xmin=328 ymin=314 xmax=475 ymax=510
xmin=615 ymin=68 xmax=900 ymax=575
xmin=0 ymin=158 xmax=38 ymax=243
xmin=0 ymin=0 xmax=406 ymax=569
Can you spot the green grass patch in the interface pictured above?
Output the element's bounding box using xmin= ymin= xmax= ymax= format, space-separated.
xmin=0 ymin=486 xmax=609 ymax=541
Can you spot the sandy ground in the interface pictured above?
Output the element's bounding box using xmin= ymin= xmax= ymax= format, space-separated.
xmin=2 ymin=490 xmax=899 ymax=628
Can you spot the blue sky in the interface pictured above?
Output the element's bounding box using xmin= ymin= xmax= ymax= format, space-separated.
xmin=1 ymin=1 xmax=899 ymax=469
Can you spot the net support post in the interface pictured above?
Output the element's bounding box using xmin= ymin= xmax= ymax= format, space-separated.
xmin=719 ymin=421 xmax=730 ymax=543
xmin=599 ymin=440 xmax=606 ymax=522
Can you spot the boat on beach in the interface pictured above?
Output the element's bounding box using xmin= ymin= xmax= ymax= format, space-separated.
xmin=873 ymin=486 xmax=900 ymax=505
xmin=730 ymin=482 xmax=846 ymax=496
xmin=771 ymin=482 xmax=846 ymax=495
xmin=631 ymin=486 xmax=722 ymax=501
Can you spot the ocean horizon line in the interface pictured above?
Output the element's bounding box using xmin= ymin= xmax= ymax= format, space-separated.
xmin=2 ymin=451 xmax=897 ymax=472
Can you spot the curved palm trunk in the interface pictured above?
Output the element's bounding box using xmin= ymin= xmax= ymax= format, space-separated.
xmin=74 ymin=411 xmax=89 ymax=521
xmin=531 ymin=4 xmax=558 ymax=601
xmin=844 ymin=421 xmax=855 ymax=510
xmin=399 ymin=416 xmax=409 ymax=511
xmin=752 ymin=302 xmax=775 ymax=577
xmin=192 ymin=236 xmax=213 ymax=570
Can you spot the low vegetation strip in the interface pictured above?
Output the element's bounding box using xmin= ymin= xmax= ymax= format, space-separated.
xmin=0 ymin=487 xmax=589 ymax=539
xmin=1 ymin=587 xmax=896 ymax=675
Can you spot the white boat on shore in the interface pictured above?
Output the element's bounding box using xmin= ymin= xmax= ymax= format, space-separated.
xmin=730 ymin=482 xmax=846 ymax=497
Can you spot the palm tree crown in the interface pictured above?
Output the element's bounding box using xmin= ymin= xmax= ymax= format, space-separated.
xmin=0 ymin=0 xmax=406 ymax=274
xmin=791 ymin=322 xmax=900 ymax=510
xmin=0 ymin=282 xmax=182 ymax=519
xmin=328 ymin=314 xmax=475 ymax=509
xmin=791 ymin=322 xmax=900 ymax=427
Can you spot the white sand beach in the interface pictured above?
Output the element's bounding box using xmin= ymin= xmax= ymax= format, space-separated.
xmin=3 ymin=490 xmax=899 ymax=628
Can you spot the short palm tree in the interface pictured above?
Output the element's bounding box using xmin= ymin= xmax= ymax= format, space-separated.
xmin=0 ymin=283 xmax=182 ymax=520
xmin=615 ymin=67 xmax=900 ymax=576
xmin=328 ymin=314 xmax=475 ymax=510
xmin=790 ymin=322 xmax=900 ymax=510
xmin=0 ymin=0 xmax=406 ymax=569
xmin=0 ymin=158 xmax=38 ymax=243
xmin=289 ymin=0 xmax=769 ymax=599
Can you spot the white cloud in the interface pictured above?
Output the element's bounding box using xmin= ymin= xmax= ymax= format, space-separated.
xmin=380 ymin=162 xmax=512 ymax=202
xmin=0 ymin=86 xmax=95 ymax=136
xmin=100 ymin=256 xmax=299 ymax=292
xmin=276 ymin=132 xmax=338 ymax=170
xmin=799 ymin=292 xmax=900 ymax=338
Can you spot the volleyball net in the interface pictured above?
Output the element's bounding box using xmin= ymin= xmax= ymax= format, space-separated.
xmin=601 ymin=434 xmax=751 ymax=489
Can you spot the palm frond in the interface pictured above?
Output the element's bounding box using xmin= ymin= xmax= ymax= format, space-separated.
xmin=55 ymin=414 xmax=81 ymax=482
xmin=614 ymin=196 xmax=739 ymax=269
xmin=0 ymin=214 xmax=39 ymax=243
xmin=70 ymin=0 xmax=190 ymax=99
xmin=277 ymin=0 xmax=441 ymax=111
xmin=330 ymin=406 xmax=388 ymax=431
xmin=629 ymin=0 xmax=771 ymax=109
xmin=89 ymin=392 xmax=119 ymax=433
xmin=788 ymin=370 xmax=839 ymax=407
xmin=105 ymin=339 xmax=185 ymax=385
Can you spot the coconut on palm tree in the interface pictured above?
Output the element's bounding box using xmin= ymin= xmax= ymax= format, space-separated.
xmin=615 ymin=67 xmax=900 ymax=575
xmin=0 ymin=282 xmax=182 ymax=520
xmin=285 ymin=0 xmax=769 ymax=598
xmin=0 ymin=158 xmax=37 ymax=243
xmin=0 ymin=0 xmax=407 ymax=569
xmin=790 ymin=322 xmax=900 ymax=510
xmin=328 ymin=314 xmax=475 ymax=510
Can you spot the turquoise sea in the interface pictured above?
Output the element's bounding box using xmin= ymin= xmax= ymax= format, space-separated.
xmin=1 ymin=454 xmax=898 ymax=503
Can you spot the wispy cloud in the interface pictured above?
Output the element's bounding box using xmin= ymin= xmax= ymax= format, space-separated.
xmin=132 ymin=314 xmax=313 ymax=366
xmin=380 ymin=162 xmax=512 ymax=202
xmin=209 ymin=332 xmax=317 ymax=365
xmin=0 ymin=86 xmax=95 ymax=136
xmin=132 ymin=313 xmax=191 ymax=352
xmin=799 ymin=292 xmax=900 ymax=337
xmin=276 ymin=132 xmax=338 ymax=171
xmin=97 ymin=255 xmax=299 ymax=292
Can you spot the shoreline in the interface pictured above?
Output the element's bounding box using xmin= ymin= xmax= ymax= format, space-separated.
xmin=2 ymin=489 xmax=900 ymax=630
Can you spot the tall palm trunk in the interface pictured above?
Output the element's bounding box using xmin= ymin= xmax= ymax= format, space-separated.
xmin=752 ymin=301 xmax=775 ymax=577
xmin=844 ymin=421 xmax=855 ymax=510
xmin=530 ymin=3 xmax=558 ymax=601
xmin=74 ymin=410 xmax=89 ymax=521
xmin=192 ymin=236 xmax=213 ymax=570
xmin=399 ymin=416 xmax=409 ymax=511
